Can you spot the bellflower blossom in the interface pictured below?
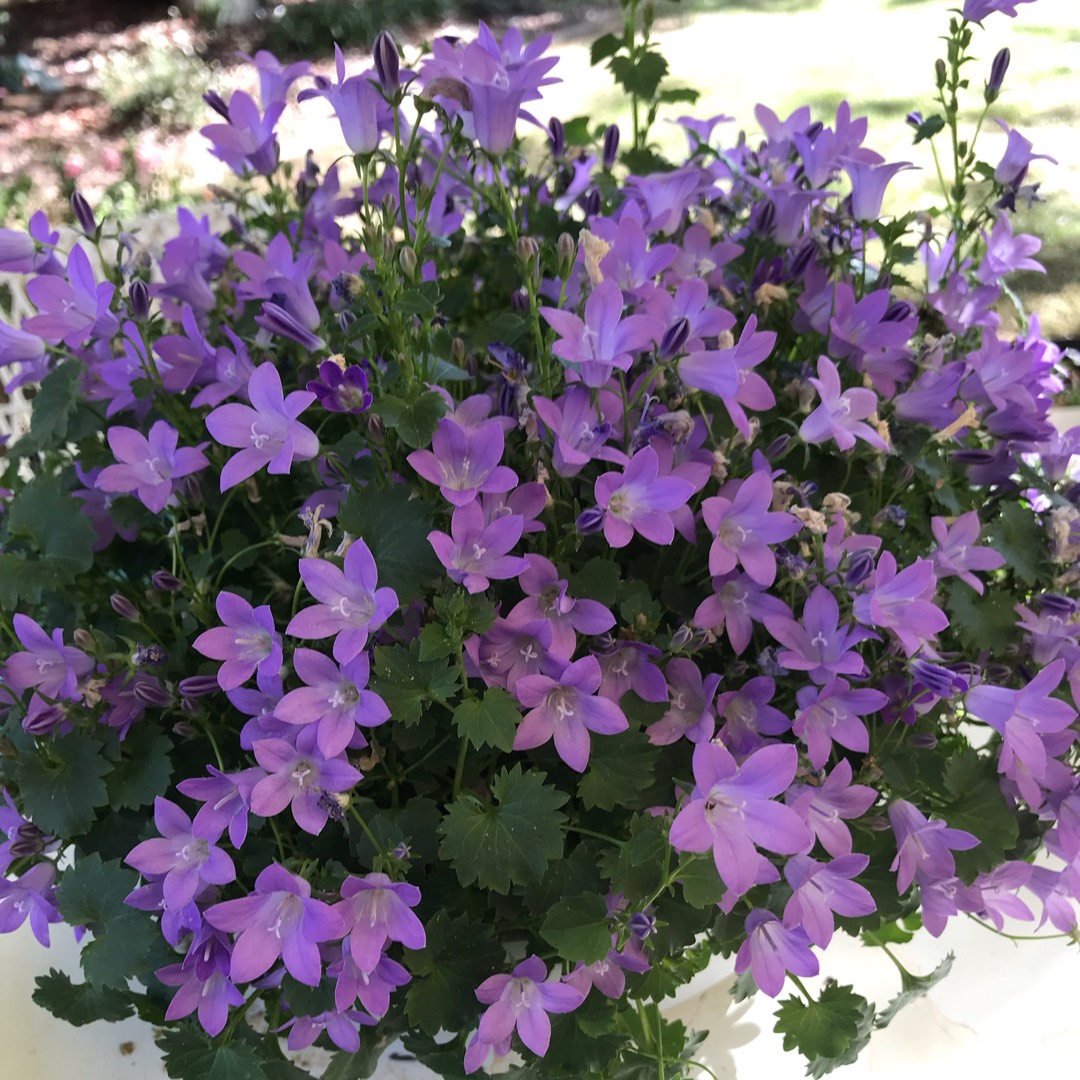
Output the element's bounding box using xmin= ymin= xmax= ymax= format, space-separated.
xmin=428 ymin=501 xmax=529 ymax=594
xmin=193 ymin=591 xmax=283 ymax=691
xmin=2 ymin=614 xmax=93 ymax=701
xmin=799 ymin=356 xmax=888 ymax=452
xmin=408 ymin=417 xmax=518 ymax=506
xmin=594 ymin=446 xmax=696 ymax=549
xmin=646 ymin=658 xmax=721 ymax=745
xmin=0 ymin=862 xmax=61 ymax=947
xmin=23 ymin=244 xmax=117 ymax=348
xmin=334 ymin=872 xmax=426 ymax=975
xmin=734 ymin=909 xmax=819 ymax=998
xmin=694 ymin=572 xmax=791 ymax=656
xmin=205 ymin=363 xmax=319 ymax=490
xmin=888 ymin=800 xmax=980 ymax=893
xmin=201 ymin=91 xmax=284 ymax=176
xmin=792 ymin=678 xmax=888 ymax=769
xmin=783 ymin=854 xmax=876 ymax=947
xmin=155 ymin=931 xmax=245 ymax=1037
xmin=930 ymin=511 xmax=1006 ymax=593
xmin=963 ymin=1 xmax=1038 ymax=22
xmin=299 ymin=46 xmax=388 ymax=156
xmin=95 ymin=421 xmax=209 ymax=513
xmin=204 ymin=863 xmax=344 ymax=986
xmin=852 ymin=553 xmax=949 ymax=657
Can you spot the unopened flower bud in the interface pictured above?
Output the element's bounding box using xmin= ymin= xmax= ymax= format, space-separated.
xmin=883 ymin=300 xmax=915 ymax=323
xmin=935 ymin=59 xmax=947 ymax=89
xmin=628 ymin=912 xmax=656 ymax=940
xmin=910 ymin=732 xmax=939 ymax=750
xmin=72 ymin=628 xmax=95 ymax=651
xmin=556 ymin=232 xmax=576 ymax=276
xmin=71 ymin=191 xmax=96 ymax=236
xmin=582 ymin=189 xmax=601 ymax=217
xmin=227 ymin=213 xmax=246 ymax=239
xmin=179 ymin=675 xmax=220 ymax=698
xmin=398 ymin=246 xmax=417 ymax=277
xmin=1039 ymin=593 xmax=1077 ymax=615
xmin=576 ymin=507 xmax=606 ymax=535
xmin=203 ymin=89 xmax=231 ymax=119
xmin=844 ymin=550 xmax=876 ymax=587
xmin=548 ymin=117 xmax=565 ymax=159
xmin=392 ymin=841 xmax=413 ymax=861
xmin=905 ymin=110 xmax=923 ymax=129
xmin=373 ymin=30 xmax=400 ymax=96
xmin=670 ymin=624 xmax=694 ymax=650
xmin=516 ymin=236 xmax=539 ymax=263
xmin=151 ymin=570 xmax=182 ymax=592
xmin=756 ymin=201 xmax=776 ymax=236
xmin=658 ymin=317 xmax=691 ymax=361
xmin=110 ymin=593 xmax=140 ymax=621
xmin=764 ymin=435 xmax=791 ymax=461
xmin=23 ymin=701 xmax=66 ymax=736
xmin=129 ymin=280 xmax=150 ymax=320
xmin=602 ymin=124 xmax=620 ymax=169
xmin=172 ymin=720 xmax=199 ymax=737
xmin=338 ymin=309 xmax=357 ymax=333
xmin=133 ymin=643 xmax=167 ymax=667
xmin=133 ymin=679 xmax=174 ymax=708
xmin=985 ymin=47 xmax=1010 ymax=104
xmin=451 ymin=337 xmax=466 ymax=364
xmin=511 ymin=288 xmax=530 ymax=312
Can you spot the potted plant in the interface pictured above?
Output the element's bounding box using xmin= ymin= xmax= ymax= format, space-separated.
xmin=1 ymin=1 xmax=1076 ymax=1076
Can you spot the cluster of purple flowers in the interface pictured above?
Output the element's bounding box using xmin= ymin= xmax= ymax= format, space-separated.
xmin=2 ymin=4 xmax=1078 ymax=1076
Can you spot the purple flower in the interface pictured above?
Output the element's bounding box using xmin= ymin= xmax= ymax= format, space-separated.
xmin=702 ymin=471 xmax=800 ymax=587
xmin=0 ymin=211 xmax=62 ymax=275
xmin=977 ymin=214 xmax=1044 ymax=283
xmin=799 ymin=356 xmax=887 ymax=452
xmin=679 ymin=316 xmax=775 ymax=414
xmin=299 ymin=47 xmax=388 ymax=155
xmin=852 ymin=553 xmax=949 ymax=657
xmin=765 ymin=586 xmax=875 ymax=683
xmin=532 ymin=385 xmax=627 ymax=477
xmin=238 ymin=48 xmax=310 ymax=108
xmin=428 ymin=500 xmax=529 ymax=594
xmin=963 ymin=0 xmax=1037 ymax=22
xmin=596 ymin=641 xmax=667 ymax=703
xmin=930 ymin=512 xmax=1006 ymax=593
xmin=234 ymin=232 xmax=320 ymax=332
xmin=0 ymin=321 xmax=46 ymax=382
xmin=193 ymin=591 xmax=283 ymax=691
xmin=734 ymin=909 xmax=818 ymax=998
xmin=308 ymin=359 xmax=373 ymax=414
xmin=408 ymin=418 xmax=517 ymax=507
xmin=2 ymin=614 xmax=93 ymax=701
xmin=204 ymin=863 xmax=345 ymax=986
xmin=250 ymin=738 xmax=361 ymax=835
xmin=888 ymin=800 xmax=980 ymax=893
xmin=201 ymin=91 xmax=284 ymax=176
xmin=177 ymin=766 xmax=263 ymax=849
xmin=541 ymin=279 xmax=662 ymax=388
xmin=843 ymin=159 xmax=914 ymax=221
xmin=23 ymin=244 xmax=117 ymax=348
xmin=992 ymin=119 xmax=1057 ymax=188
xmin=669 ymin=741 xmax=810 ymax=897
xmin=95 ymin=420 xmax=208 ymax=513
xmin=205 ymin=362 xmax=319 ymax=491
xmin=716 ymin=676 xmax=792 ymax=755
xmin=470 ymin=955 xmax=583 ymax=1067
xmin=275 ymin=649 xmax=389 ymax=757
xmin=125 ymin=797 xmax=236 ymax=909
xmin=789 ymin=759 xmax=878 ymax=857
xmin=514 ymin=656 xmax=628 ymax=771
xmin=507 ymin=554 xmax=614 ymax=659
xmin=792 ymin=678 xmax=888 ymax=769
xmin=331 ymin=946 xmax=411 ymax=1016
xmin=646 ymin=658 xmax=720 ymax=745
xmin=694 ymin=572 xmax=790 ymax=656
xmin=595 ymin=446 xmax=695 ymax=549
xmin=156 ymin=930 xmax=245 ymax=1036
xmin=286 ymin=539 xmax=399 ymax=663
xmin=281 ymin=1009 xmax=374 ymax=1053
xmin=466 ymin=616 xmax=554 ymax=694
xmin=783 ymin=854 xmax=876 ymax=947
xmin=334 ymin=872 xmax=426 ymax=974
xmin=0 ymin=862 xmax=61 ymax=947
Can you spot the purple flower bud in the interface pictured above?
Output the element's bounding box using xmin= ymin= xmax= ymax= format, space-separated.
xmin=256 ymin=302 xmax=325 ymax=350
xmin=23 ymin=702 xmax=66 ymax=736
xmin=133 ymin=643 xmax=167 ymax=667
xmin=906 ymin=110 xmax=923 ymax=129
xmin=757 ymin=646 xmax=785 ymax=678
xmin=133 ymin=679 xmax=174 ymax=708
xmin=129 ymin=279 xmax=150 ymax=320
xmin=874 ymin=505 xmax=908 ymax=529
xmin=986 ymin=47 xmax=1010 ymax=104
xmin=71 ymin=191 xmax=96 ymax=236
xmin=73 ymin=628 xmax=95 ymax=651
xmin=110 ymin=593 xmax=140 ymax=621
xmin=511 ymin=287 xmax=530 ymax=311
xmin=179 ymin=675 xmax=221 ymax=698
xmin=582 ymin=189 xmax=601 ymax=217
xmin=910 ymin=659 xmax=967 ymax=698
xmin=227 ymin=213 xmax=246 ymax=238
xmin=951 ymin=449 xmax=997 ymax=465
xmin=671 ymin=624 xmax=694 ymax=650
xmin=764 ymin=434 xmax=792 ymax=460
xmin=806 ymin=120 xmax=824 ymax=141
xmin=788 ymin=241 xmax=817 ymax=279
xmin=882 ymin=300 xmax=916 ymax=323
xmin=548 ymin=117 xmax=565 ymax=159
xmin=659 ymin=317 xmax=691 ymax=361
xmin=602 ymin=124 xmax=620 ymax=169
xmin=152 ymin=570 xmax=183 ymax=592
xmin=755 ymin=200 xmax=776 ymax=237
xmin=909 ymin=732 xmax=939 ymax=750
xmin=172 ymin=719 xmax=199 ymax=737
xmin=392 ymin=842 xmax=413 ymax=861
xmin=203 ymin=89 xmax=231 ymax=120
xmin=1038 ymin=593 xmax=1077 ymax=615
xmin=628 ymin=912 xmax=656 ymax=939
xmin=775 ymin=546 xmax=809 ymax=576
xmin=576 ymin=507 xmax=606 ymax=535
xmin=984 ymin=663 xmax=1013 ymax=682
xmin=844 ymin=550 xmax=876 ymax=587
xmin=373 ymin=31 xmax=400 ymax=96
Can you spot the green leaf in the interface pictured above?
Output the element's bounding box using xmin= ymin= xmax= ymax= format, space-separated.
xmin=339 ymin=484 xmax=442 ymax=602
xmin=861 ymin=912 xmax=922 ymax=948
xmin=158 ymin=1026 xmax=266 ymax=1080
xmin=453 ymin=688 xmax=520 ymax=752
xmin=988 ymin=501 xmax=1047 ymax=586
xmin=376 ymin=390 xmax=447 ymax=450
xmin=18 ymin=731 xmax=111 ymax=836
xmin=570 ymin=557 xmax=622 ymax=606
xmin=32 ymin=969 xmax=134 ymax=1026
xmin=608 ymin=51 xmax=669 ymax=101
xmin=944 ymin=579 xmax=1019 ymax=653
xmin=589 ymin=33 xmax=622 ymax=66
xmin=540 ymin=893 xmax=612 ymax=963
xmin=774 ymin=982 xmax=872 ymax=1062
xmin=418 ymin=622 xmax=457 ymax=661
xmin=913 ymin=115 xmax=946 ymax=144
xmin=320 ymin=1045 xmax=385 ymax=1080
xmin=599 ymin=814 xmax=667 ymax=903
xmin=579 ymin=727 xmax=659 ymax=811
xmin=372 ymin=643 xmax=460 ymax=727
xmin=405 ymin=912 xmax=501 ymax=1036
xmin=6 ymin=474 xmax=96 ymax=570
xmin=438 ymin=764 xmax=568 ymax=893
xmin=104 ymin=724 xmax=174 ymax=811
xmin=397 ymin=280 xmax=441 ymax=319
xmin=874 ymin=953 xmax=953 ymax=1028
xmin=657 ymin=87 xmax=700 ymax=105
xmin=941 ymin=749 xmax=1017 ymax=878
xmin=0 ymin=552 xmax=84 ymax=607
xmin=11 ymin=361 xmax=83 ymax=456
xmin=676 ymin=855 xmax=726 ymax=908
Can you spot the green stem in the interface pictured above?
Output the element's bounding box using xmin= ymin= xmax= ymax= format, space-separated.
xmin=787 ymin=973 xmax=815 ymax=1004
xmin=565 ymin=825 xmax=626 ymax=847
xmin=964 ymin=914 xmax=1075 ymax=943
xmin=451 ymin=735 xmax=469 ymax=799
